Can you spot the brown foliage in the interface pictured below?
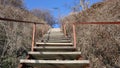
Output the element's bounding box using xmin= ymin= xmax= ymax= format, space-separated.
xmin=0 ymin=0 xmax=24 ymax=8
xmin=31 ymin=9 xmax=55 ymax=26
xmin=0 ymin=4 xmax=50 ymax=68
xmin=62 ymin=0 xmax=120 ymax=68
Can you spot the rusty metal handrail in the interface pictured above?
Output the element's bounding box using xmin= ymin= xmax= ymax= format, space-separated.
xmin=72 ymin=22 xmax=120 ymax=48
xmin=63 ymin=22 xmax=120 ymax=48
xmin=73 ymin=22 xmax=120 ymax=24
xmin=0 ymin=17 xmax=46 ymax=51
xmin=0 ymin=17 xmax=45 ymax=24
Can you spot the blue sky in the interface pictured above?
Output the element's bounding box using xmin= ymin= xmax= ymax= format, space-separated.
xmin=24 ymin=0 xmax=102 ymax=28
xmin=24 ymin=0 xmax=102 ymax=18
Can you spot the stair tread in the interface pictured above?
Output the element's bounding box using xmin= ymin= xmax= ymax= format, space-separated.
xmin=20 ymin=59 xmax=89 ymax=68
xmin=29 ymin=52 xmax=81 ymax=54
xmin=34 ymin=46 xmax=75 ymax=49
xmin=36 ymin=42 xmax=73 ymax=45
xmin=19 ymin=28 xmax=90 ymax=68
xmin=34 ymin=46 xmax=76 ymax=51
xmin=20 ymin=59 xmax=90 ymax=64
xmin=28 ymin=52 xmax=81 ymax=60
xmin=40 ymin=40 xmax=71 ymax=43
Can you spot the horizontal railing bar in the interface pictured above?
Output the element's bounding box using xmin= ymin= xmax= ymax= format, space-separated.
xmin=74 ymin=22 xmax=120 ymax=24
xmin=0 ymin=17 xmax=45 ymax=24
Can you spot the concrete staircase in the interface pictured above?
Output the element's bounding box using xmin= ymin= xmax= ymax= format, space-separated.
xmin=20 ymin=28 xmax=90 ymax=68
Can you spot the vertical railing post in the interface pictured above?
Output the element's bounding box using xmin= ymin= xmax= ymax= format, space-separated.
xmin=31 ymin=23 xmax=36 ymax=51
xmin=73 ymin=23 xmax=76 ymax=48
xmin=18 ymin=64 xmax=22 ymax=68
xmin=63 ymin=24 xmax=67 ymax=37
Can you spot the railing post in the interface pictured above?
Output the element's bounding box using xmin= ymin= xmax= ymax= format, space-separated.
xmin=63 ymin=24 xmax=67 ymax=37
xmin=73 ymin=23 xmax=76 ymax=48
xmin=31 ymin=23 xmax=36 ymax=51
xmin=18 ymin=64 xmax=23 ymax=68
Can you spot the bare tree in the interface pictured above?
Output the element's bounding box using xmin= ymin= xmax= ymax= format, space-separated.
xmin=66 ymin=0 xmax=90 ymax=12
xmin=0 ymin=0 xmax=24 ymax=8
xmin=80 ymin=0 xmax=90 ymax=10
xmin=31 ymin=9 xmax=55 ymax=26
xmin=72 ymin=0 xmax=80 ymax=12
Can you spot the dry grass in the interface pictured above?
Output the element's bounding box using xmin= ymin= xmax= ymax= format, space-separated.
xmin=61 ymin=0 xmax=120 ymax=68
xmin=0 ymin=5 xmax=50 ymax=67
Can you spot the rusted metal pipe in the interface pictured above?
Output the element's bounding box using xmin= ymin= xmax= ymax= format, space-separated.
xmin=74 ymin=22 xmax=120 ymax=24
xmin=0 ymin=17 xmax=45 ymax=24
xmin=31 ymin=23 xmax=36 ymax=51
xmin=73 ymin=24 xmax=76 ymax=48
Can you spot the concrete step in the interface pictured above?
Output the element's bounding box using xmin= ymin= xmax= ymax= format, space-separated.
xmin=42 ymin=37 xmax=70 ymax=40
xmin=34 ymin=46 xmax=76 ymax=51
xmin=46 ymin=40 xmax=71 ymax=43
xmin=20 ymin=59 xmax=90 ymax=68
xmin=42 ymin=40 xmax=71 ymax=43
xmin=42 ymin=38 xmax=70 ymax=42
xmin=43 ymin=36 xmax=65 ymax=39
xmin=47 ymin=31 xmax=63 ymax=33
xmin=28 ymin=52 xmax=81 ymax=60
xmin=44 ymin=33 xmax=64 ymax=36
xmin=43 ymin=35 xmax=64 ymax=38
xmin=36 ymin=42 xmax=73 ymax=46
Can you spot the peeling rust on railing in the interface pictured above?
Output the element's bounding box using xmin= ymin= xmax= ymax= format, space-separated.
xmin=73 ymin=24 xmax=76 ymax=48
xmin=31 ymin=23 xmax=36 ymax=51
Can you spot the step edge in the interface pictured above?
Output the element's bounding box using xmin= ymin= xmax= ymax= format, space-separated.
xmin=20 ymin=59 xmax=90 ymax=64
xmin=36 ymin=42 xmax=73 ymax=45
xmin=28 ymin=52 xmax=81 ymax=55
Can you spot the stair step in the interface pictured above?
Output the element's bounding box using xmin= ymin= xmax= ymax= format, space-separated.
xmin=36 ymin=42 xmax=73 ymax=46
xmin=43 ymin=38 xmax=70 ymax=40
xmin=42 ymin=40 xmax=71 ymax=43
xmin=28 ymin=52 xmax=81 ymax=60
xmin=43 ymin=37 xmax=66 ymax=40
xmin=42 ymin=38 xmax=70 ymax=41
xmin=19 ymin=28 xmax=90 ymax=68
xmin=44 ymin=34 xmax=64 ymax=36
xmin=34 ymin=46 xmax=76 ymax=51
xmin=42 ymin=36 xmax=68 ymax=39
xmin=20 ymin=60 xmax=90 ymax=68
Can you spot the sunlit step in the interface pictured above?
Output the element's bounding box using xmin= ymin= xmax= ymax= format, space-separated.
xmin=20 ymin=60 xmax=90 ymax=68
xmin=28 ymin=52 xmax=81 ymax=60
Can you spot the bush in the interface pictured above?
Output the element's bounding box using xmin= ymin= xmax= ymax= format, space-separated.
xmin=61 ymin=0 xmax=120 ymax=67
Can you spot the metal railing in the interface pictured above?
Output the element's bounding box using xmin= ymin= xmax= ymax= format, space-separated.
xmin=0 ymin=17 xmax=47 ymax=51
xmin=63 ymin=22 xmax=120 ymax=48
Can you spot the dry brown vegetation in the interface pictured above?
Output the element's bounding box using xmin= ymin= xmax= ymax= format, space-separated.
xmin=0 ymin=1 xmax=50 ymax=67
xmin=61 ymin=0 xmax=120 ymax=68
xmin=31 ymin=9 xmax=55 ymax=26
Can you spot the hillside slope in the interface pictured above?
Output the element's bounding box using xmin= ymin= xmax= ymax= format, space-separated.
xmin=62 ymin=0 xmax=120 ymax=68
xmin=0 ymin=5 xmax=49 ymax=68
